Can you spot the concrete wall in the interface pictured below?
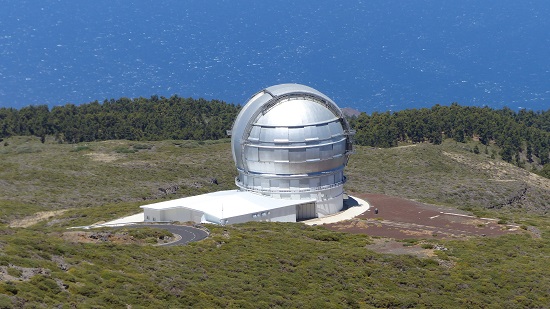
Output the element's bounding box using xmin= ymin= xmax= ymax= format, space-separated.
xmin=144 ymin=209 xmax=161 ymax=222
xmin=163 ymin=207 xmax=204 ymax=223
xmin=217 ymin=204 xmax=297 ymax=225
xmin=143 ymin=203 xmax=298 ymax=225
xmin=316 ymin=193 xmax=344 ymax=217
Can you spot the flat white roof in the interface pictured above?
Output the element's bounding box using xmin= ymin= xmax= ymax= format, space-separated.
xmin=140 ymin=190 xmax=314 ymax=219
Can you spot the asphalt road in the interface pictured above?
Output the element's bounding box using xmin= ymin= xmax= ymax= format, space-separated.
xmin=127 ymin=224 xmax=209 ymax=246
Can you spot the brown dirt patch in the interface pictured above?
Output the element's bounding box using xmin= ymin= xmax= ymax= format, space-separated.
xmin=366 ymin=238 xmax=436 ymax=258
xmin=327 ymin=193 xmax=521 ymax=240
xmin=62 ymin=231 xmax=131 ymax=244
xmin=61 ymin=230 xmax=174 ymax=245
xmin=443 ymin=151 xmax=550 ymax=190
xmin=84 ymin=153 xmax=121 ymax=162
xmin=9 ymin=210 xmax=69 ymax=228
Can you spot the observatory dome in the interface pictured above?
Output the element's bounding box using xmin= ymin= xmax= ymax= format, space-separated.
xmin=230 ymin=84 xmax=354 ymax=217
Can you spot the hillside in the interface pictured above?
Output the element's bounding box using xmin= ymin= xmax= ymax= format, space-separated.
xmin=0 ymin=137 xmax=549 ymax=307
xmin=347 ymin=140 xmax=550 ymax=215
xmin=3 ymin=101 xmax=549 ymax=181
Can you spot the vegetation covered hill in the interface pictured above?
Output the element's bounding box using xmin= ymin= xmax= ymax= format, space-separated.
xmin=1 ymin=99 xmax=549 ymax=178
xmin=1 ymin=137 xmax=549 ymax=307
xmin=0 ymin=96 xmax=239 ymax=143
xmin=349 ymin=104 xmax=550 ymax=176
xmin=347 ymin=140 xmax=549 ymax=215
xmin=0 ymin=137 xmax=236 ymax=224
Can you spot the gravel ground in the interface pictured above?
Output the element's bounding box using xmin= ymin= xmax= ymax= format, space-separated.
xmin=325 ymin=193 xmax=521 ymax=240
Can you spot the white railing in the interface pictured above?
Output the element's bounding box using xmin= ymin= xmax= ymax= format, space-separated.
xmin=235 ymin=176 xmax=346 ymax=194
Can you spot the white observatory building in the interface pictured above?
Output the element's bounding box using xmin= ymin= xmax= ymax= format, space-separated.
xmin=141 ymin=84 xmax=354 ymax=224
xmin=231 ymin=83 xmax=354 ymax=216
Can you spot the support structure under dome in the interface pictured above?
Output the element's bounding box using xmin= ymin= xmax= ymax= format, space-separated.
xmin=230 ymin=84 xmax=354 ymax=218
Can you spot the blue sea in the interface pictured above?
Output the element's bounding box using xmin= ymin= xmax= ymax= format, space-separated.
xmin=1 ymin=0 xmax=549 ymax=113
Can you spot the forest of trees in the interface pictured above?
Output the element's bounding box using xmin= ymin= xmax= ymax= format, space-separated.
xmin=349 ymin=103 xmax=550 ymax=170
xmin=1 ymin=98 xmax=549 ymax=176
xmin=0 ymin=95 xmax=239 ymax=143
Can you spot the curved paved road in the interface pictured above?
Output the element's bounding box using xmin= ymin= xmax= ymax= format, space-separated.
xmin=124 ymin=224 xmax=209 ymax=246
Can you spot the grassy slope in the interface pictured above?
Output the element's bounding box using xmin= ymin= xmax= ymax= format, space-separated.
xmin=347 ymin=140 xmax=550 ymax=216
xmin=0 ymin=137 xmax=549 ymax=308
xmin=0 ymin=136 xmax=236 ymax=223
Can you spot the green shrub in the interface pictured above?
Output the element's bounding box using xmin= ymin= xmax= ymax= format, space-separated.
xmin=0 ymin=282 xmax=18 ymax=296
xmin=434 ymin=250 xmax=449 ymax=260
xmin=132 ymin=143 xmax=153 ymax=150
xmin=15 ymin=146 xmax=41 ymax=154
xmin=6 ymin=267 xmax=22 ymax=278
xmin=421 ymin=243 xmax=434 ymax=249
xmin=0 ymin=294 xmax=13 ymax=309
xmin=70 ymin=145 xmax=92 ymax=152
xmin=126 ymin=227 xmax=173 ymax=240
xmin=31 ymin=275 xmax=60 ymax=294
xmin=114 ymin=147 xmax=137 ymax=154
xmin=310 ymin=232 xmax=341 ymax=242
xmin=401 ymin=238 xmax=419 ymax=245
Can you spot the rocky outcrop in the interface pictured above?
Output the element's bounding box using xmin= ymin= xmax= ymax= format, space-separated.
xmin=490 ymin=186 xmax=528 ymax=209
xmin=158 ymin=184 xmax=180 ymax=195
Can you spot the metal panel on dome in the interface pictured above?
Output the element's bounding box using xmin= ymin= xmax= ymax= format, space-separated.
xmin=280 ymin=179 xmax=289 ymax=189
xmin=304 ymin=126 xmax=318 ymax=141
xmin=328 ymin=121 xmax=344 ymax=136
xmin=273 ymin=127 xmax=289 ymax=142
xmin=274 ymin=148 xmax=288 ymax=161
xmin=310 ymin=178 xmax=320 ymax=188
xmin=231 ymin=91 xmax=273 ymax=168
xmin=333 ymin=140 xmax=345 ymax=153
xmin=317 ymin=124 xmax=331 ymax=140
xmin=288 ymin=127 xmax=305 ymax=142
xmin=320 ymin=145 xmax=332 ymax=160
xmin=246 ymin=147 xmax=259 ymax=161
xmin=290 ymin=179 xmax=299 ymax=190
xmin=258 ymin=127 xmax=271 ymax=143
xmin=258 ymin=148 xmax=272 ymax=162
xmin=249 ymin=126 xmax=261 ymax=141
xmin=289 ymin=148 xmax=306 ymax=162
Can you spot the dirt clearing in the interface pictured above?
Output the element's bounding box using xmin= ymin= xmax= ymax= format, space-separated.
xmin=327 ymin=193 xmax=520 ymax=239
xmin=325 ymin=193 xmax=525 ymax=257
xmin=9 ymin=210 xmax=69 ymax=228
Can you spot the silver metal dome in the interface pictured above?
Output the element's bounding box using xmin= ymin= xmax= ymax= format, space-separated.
xmin=230 ymin=83 xmax=354 ymax=217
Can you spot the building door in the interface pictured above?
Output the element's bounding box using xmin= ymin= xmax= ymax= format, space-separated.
xmin=296 ymin=203 xmax=316 ymax=220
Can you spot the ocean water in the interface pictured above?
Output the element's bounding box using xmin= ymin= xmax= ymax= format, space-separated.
xmin=1 ymin=0 xmax=549 ymax=113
